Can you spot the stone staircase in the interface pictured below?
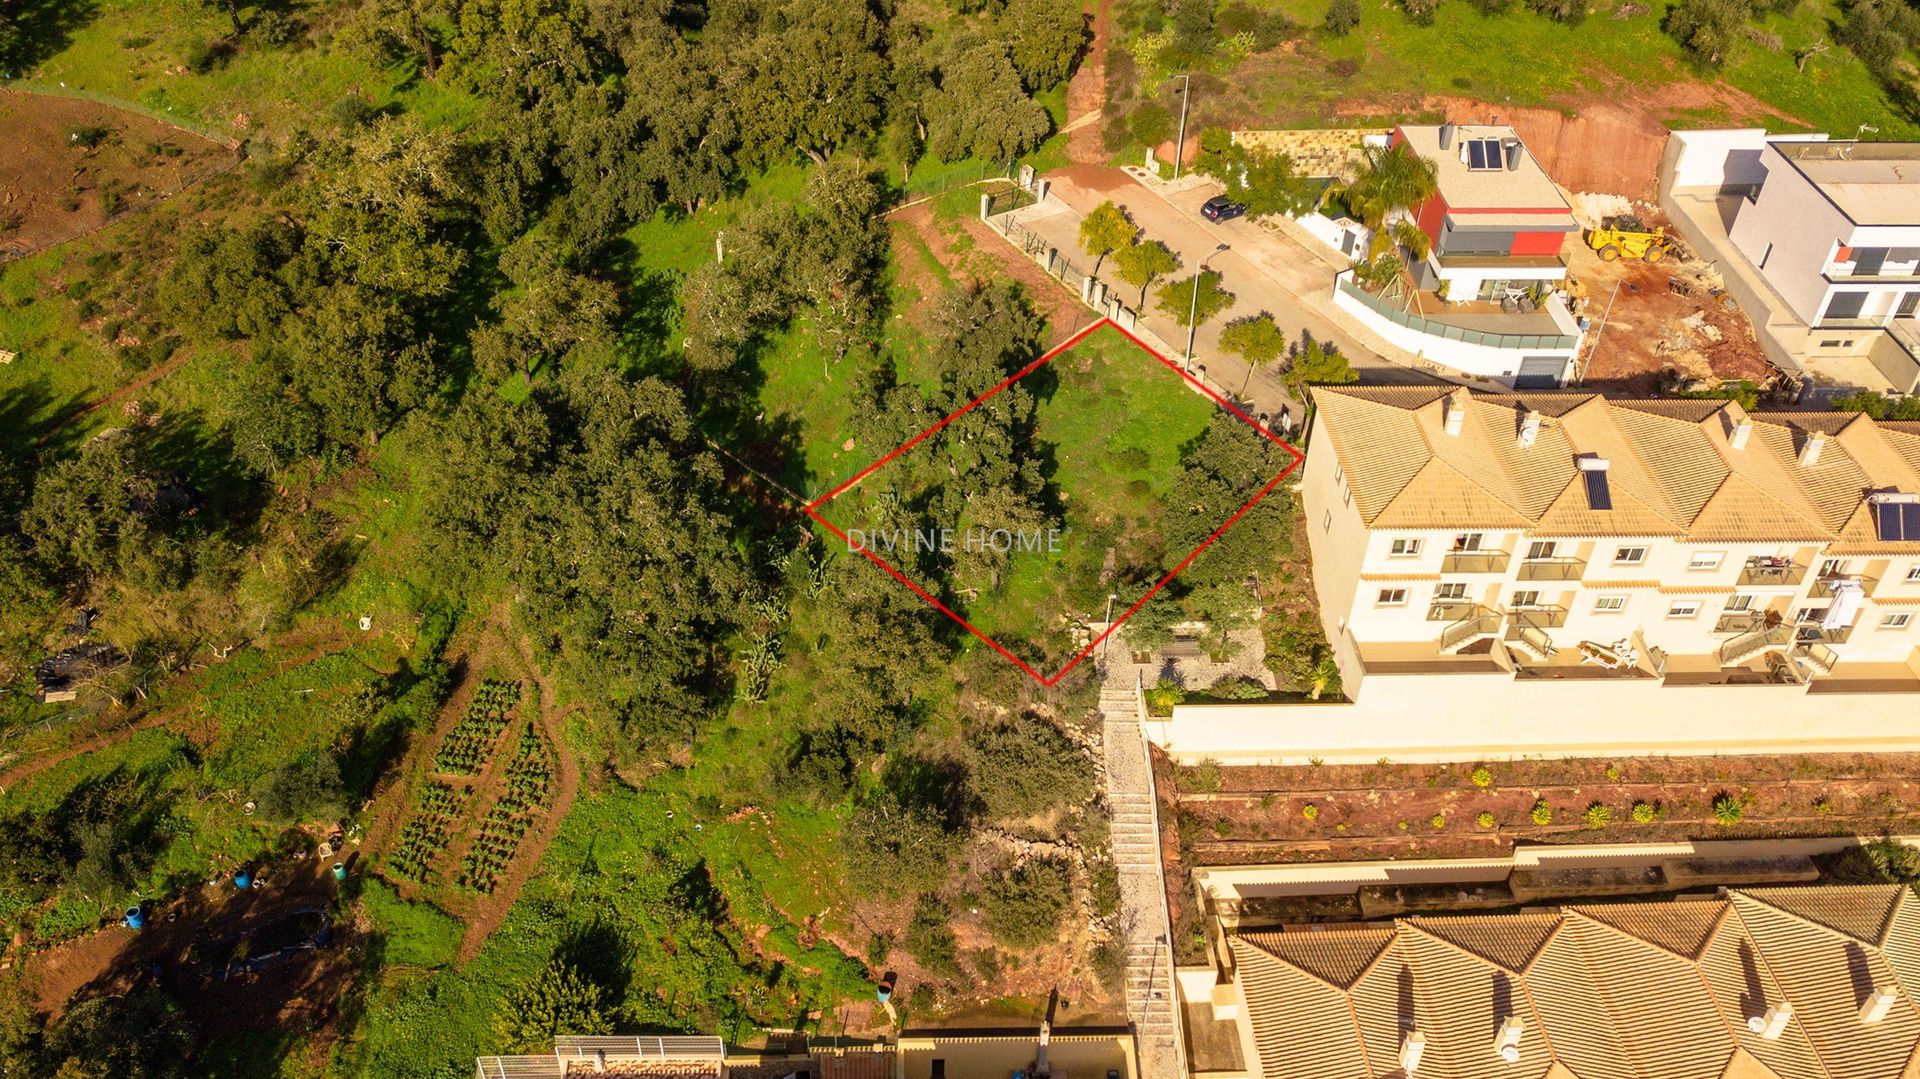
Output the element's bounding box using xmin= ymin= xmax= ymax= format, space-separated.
xmin=1099 ymin=673 xmax=1181 ymax=1079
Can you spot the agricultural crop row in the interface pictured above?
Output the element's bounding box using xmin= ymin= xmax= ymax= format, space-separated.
xmin=387 ymin=780 xmax=472 ymax=884
xmin=456 ymin=723 xmax=555 ymax=894
xmin=431 ymin=678 xmax=521 ymax=776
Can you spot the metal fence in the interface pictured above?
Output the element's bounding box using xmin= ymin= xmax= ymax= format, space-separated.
xmin=1337 ymin=275 xmax=1577 ymax=350
xmin=2 ymin=80 xmax=243 ymax=147
xmin=901 ymin=158 xmax=1013 ymax=201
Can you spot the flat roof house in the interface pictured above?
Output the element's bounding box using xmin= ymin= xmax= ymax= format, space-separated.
xmin=1331 ymin=125 xmax=1585 ymax=388
xmin=1663 ymin=133 xmax=1920 ymax=394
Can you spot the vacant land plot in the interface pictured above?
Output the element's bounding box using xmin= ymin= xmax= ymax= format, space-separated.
xmin=812 ymin=324 xmax=1233 ymax=672
xmin=0 ymin=90 xmax=234 ymax=261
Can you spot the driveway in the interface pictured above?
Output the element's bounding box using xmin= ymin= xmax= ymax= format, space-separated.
xmin=1040 ymin=165 xmax=1451 ymax=405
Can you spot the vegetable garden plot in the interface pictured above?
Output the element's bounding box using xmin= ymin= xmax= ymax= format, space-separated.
xmin=456 ymin=721 xmax=556 ymax=894
xmin=387 ymin=780 xmax=472 ymax=884
xmin=430 ymin=678 xmax=521 ymax=776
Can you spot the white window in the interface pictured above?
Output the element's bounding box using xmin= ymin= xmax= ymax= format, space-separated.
xmin=1907 ymin=565 xmax=1920 ymax=581
xmin=1390 ymin=538 xmax=1422 ymax=557
xmin=1667 ymin=601 xmax=1701 ymax=619
xmin=1615 ymin=546 xmax=1648 ymax=565
xmin=1452 ymin=533 xmax=1484 ymax=552
xmin=1511 ymin=590 xmax=1541 ymax=608
xmin=1434 ymin=583 xmax=1468 ymax=601
xmin=1796 ymin=606 xmax=1826 ymax=624
xmin=1322 ymin=510 xmax=1332 ymax=532
xmin=1688 ymin=551 xmax=1724 ymax=571
xmin=1343 ymin=486 xmax=1352 ymax=507
xmin=1884 ymin=613 xmax=1914 ymax=629
xmin=1526 ymin=540 xmax=1557 ymax=560
xmin=1377 ymin=588 xmax=1409 ymax=606
xmin=1333 ymin=462 xmax=1345 ymax=486
xmin=1595 ymin=595 xmax=1627 ymax=613
xmin=1724 ymin=594 xmax=1755 ymax=612
xmin=1822 ymin=558 xmax=1851 ymax=577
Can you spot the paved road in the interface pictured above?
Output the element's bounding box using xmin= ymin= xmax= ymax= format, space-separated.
xmin=1039 ymin=166 xmax=1453 ymax=405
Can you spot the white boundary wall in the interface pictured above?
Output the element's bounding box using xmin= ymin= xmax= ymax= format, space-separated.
xmin=1146 ymin=668 xmax=1920 ymax=765
xmin=1330 ymin=282 xmax=1579 ymax=385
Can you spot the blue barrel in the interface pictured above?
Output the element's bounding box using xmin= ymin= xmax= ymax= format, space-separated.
xmin=332 ymin=862 xmax=347 ymax=881
xmin=876 ymin=985 xmax=892 ymax=1004
xmin=234 ymin=872 xmax=252 ymax=890
xmin=125 ymin=906 xmax=144 ymax=929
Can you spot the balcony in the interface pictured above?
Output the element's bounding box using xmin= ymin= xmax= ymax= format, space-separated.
xmin=1796 ymin=622 xmax=1856 ymax=645
xmin=1439 ymin=608 xmax=1502 ymax=653
xmin=1517 ymin=557 xmax=1584 ymax=582
xmin=1811 ymin=574 xmax=1877 ymax=598
xmin=1715 ymin=611 xmax=1769 ymax=635
xmin=1507 ymin=605 xmax=1569 ymax=629
xmin=1428 ymin=600 xmax=1479 ymax=622
xmin=1737 ymin=558 xmax=1805 ymax=587
xmin=1503 ymin=609 xmax=1562 ymax=660
xmin=1719 ymin=623 xmax=1794 ymax=666
xmin=1441 ymin=550 xmax=1512 ymax=574
xmin=1433 ymin=252 xmax=1570 ymax=271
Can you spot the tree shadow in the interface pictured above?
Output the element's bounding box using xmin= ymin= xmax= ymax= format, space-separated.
xmin=0 ymin=0 xmax=100 ymax=75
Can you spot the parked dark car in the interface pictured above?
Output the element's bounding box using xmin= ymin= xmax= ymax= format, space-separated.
xmin=1200 ymin=195 xmax=1247 ymax=222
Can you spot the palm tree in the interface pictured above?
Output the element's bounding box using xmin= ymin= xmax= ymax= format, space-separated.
xmin=1328 ymin=142 xmax=1439 ymax=259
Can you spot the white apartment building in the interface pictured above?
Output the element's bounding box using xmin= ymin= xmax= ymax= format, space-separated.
xmin=1663 ymin=133 xmax=1920 ymax=393
xmin=1291 ymin=385 xmax=1920 ymax=726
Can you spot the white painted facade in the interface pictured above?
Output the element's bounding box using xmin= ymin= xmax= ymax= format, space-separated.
xmin=1331 ymin=270 xmax=1582 ymax=387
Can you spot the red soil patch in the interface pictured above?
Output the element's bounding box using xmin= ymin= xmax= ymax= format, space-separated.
xmin=1065 ymin=0 xmax=1111 ymax=166
xmin=0 ymin=89 xmax=235 ymax=261
xmin=888 ymin=202 xmax=1095 ymax=348
xmin=1356 ymin=84 xmax=1803 ymax=198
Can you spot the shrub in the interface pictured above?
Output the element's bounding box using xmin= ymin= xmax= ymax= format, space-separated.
xmin=1582 ymin=802 xmax=1613 ymax=829
xmin=184 ymin=39 xmax=219 ymax=73
xmin=68 ymin=125 xmax=113 ymax=150
xmin=1147 ymin=678 xmax=1187 ymax=716
xmin=982 ymin=858 xmax=1073 ymax=949
xmin=1631 ymin=801 xmax=1656 ymax=823
xmin=843 ymin=796 xmax=964 ymax=897
xmin=257 ymin=752 xmax=347 ymax=824
xmin=1184 ymin=759 xmax=1222 ymax=793
xmin=1530 ymin=799 xmax=1553 ymax=826
xmin=905 ymin=896 xmax=964 ymax=978
xmin=492 ymin=960 xmax=613 ymax=1053
xmin=1302 ymin=802 xmax=1319 ymax=820
xmin=1476 ymin=810 xmax=1496 ymax=829
xmin=1470 ymin=766 xmax=1493 ymax=788
xmin=974 ymin=949 xmax=1003 ymax=984
xmin=1325 ymin=0 xmax=1363 ymax=33
xmin=867 ymin=933 xmax=893 ymax=967
xmin=1428 ymin=813 xmax=1446 ymax=830
xmin=1604 ymin=763 xmax=1622 ymax=781
xmin=1402 ymin=0 xmax=1440 ymax=25
xmin=1091 ymin=939 xmax=1126 ymax=991
xmin=1712 ymin=791 xmax=1747 ymax=825
xmin=968 ymin=714 xmax=1094 ymax=821
xmin=1813 ymin=796 xmax=1834 ymax=815
xmin=1205 ymin=674 xmax=1269 ymax=701
xmin=1129 ymin=102 xmax=1174 ymax=148
xmin=1526 ymin=0 xmax=1586 ymax=21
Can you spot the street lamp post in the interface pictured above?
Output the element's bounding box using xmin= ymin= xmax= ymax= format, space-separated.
xmin=1185 ymin=244 xmax=1229 ymax=373
xmin=1172 ymin=75 xmax=1192 ymax=180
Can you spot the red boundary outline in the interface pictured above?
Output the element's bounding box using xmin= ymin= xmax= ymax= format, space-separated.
xmin=803 ymin=316 xmax=1305 ymax=686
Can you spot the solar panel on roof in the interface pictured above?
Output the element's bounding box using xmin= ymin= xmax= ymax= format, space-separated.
xmin=1468 ymin=140 xmax=1487 ymax=169
xmin=1875 ymin=500 xmax=1920 ymax=541
xmin=1583 ymin=469 xmax=1613 ymax=511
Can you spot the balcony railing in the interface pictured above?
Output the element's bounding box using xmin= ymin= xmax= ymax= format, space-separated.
xmin=1440 ymin=610 xmax=1502 ymax=651
xmin=1428 ymin=600 xmax=1479 ymax=622
xmin=1335 ymin=273 xmax=1578 ymax=350
xmin=1441 ymin=550 xmax=1512 ymax=574
xmin=1719 ymin=623 xmax=1793 ymax=665
xmin=1737 ymin=559 xmax=1805 ymax=587
xmin=1796 ymin=622 xmax=1856 ymax=645
xmin=1715 ymin=611 xmax=1769 ymax=635
xmin=1517 ymin=557 xmax=1585 ymax=582
xmin=1811 ymin=574 xmax=1878 ymax=598
xmin=1507 ymin=605 xmax=1569 ymax=629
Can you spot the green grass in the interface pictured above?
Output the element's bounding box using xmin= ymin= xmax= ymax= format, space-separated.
xmin=1123 ymin=0 xmax=1916 ymax=140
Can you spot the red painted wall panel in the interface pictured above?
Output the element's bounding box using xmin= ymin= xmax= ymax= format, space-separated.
xmin=1509 ymin=231 xmax=1566 ymax=256
xmin=1413 ymin=193 xmax=1449 ymax=251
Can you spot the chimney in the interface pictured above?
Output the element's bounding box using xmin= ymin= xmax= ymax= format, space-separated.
xmin=1445 ymin=387 xmax=1469 ymax=436
xmin=1747 ymin=1003 xmax=1794 ymax=1040
xmin=1730 ymin=420 xmax=1752 ymax=450
xmin=1439 ymin=122 xmax=1457 ymax=150
xmin=594 ymin=1049 xmax=608 ymax=1074
xmin=1400 ymin=1031 xmax=1426 ymax=1073
xmin=1799 ymin=433 xmax=1826 ymax=468
xmin=1861 ymin=986 xmax=1900 ymax=1024
xmin=1518 ymin=409 xmax=1542 ymax=449
xmin=1504 ymin=138 xmax=1524 ymax=171
xmin=1493 ymin=1016 xmax=1525 ymax=1062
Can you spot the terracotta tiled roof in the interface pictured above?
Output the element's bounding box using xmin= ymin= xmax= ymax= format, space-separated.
xmin=1232 ymin=885 xmax=1920 ymax=1079
xmin=1313 ymin=387 xmax=1920 ymax=546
